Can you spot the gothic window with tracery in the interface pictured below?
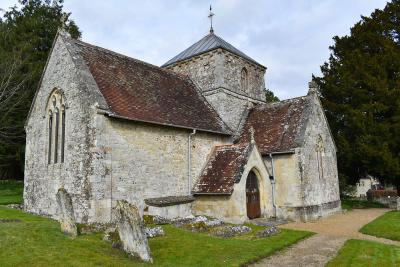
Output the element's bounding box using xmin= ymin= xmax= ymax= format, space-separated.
xmin=46 ymin=90 xmax=66 ymax=164
xmin=241 ymin=67 xmax=248 ymax=92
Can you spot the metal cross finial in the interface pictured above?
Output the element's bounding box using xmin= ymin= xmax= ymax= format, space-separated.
xmin=208 ymin=5 xmax=215 ymax=34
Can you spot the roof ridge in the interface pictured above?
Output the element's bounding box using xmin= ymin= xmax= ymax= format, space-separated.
xmin=70 ymin=37 xmax=193 ymax=84
xmin=162 ymin=32 xmax=265 ymax=68
xmin=255 ymin=95 xmax=309 ymax=110
xmin=62 ymin=35 xmax=231 ymax=135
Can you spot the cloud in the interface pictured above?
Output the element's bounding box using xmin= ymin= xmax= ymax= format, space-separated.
xmin=1 ymin=0 xmax=388 ymax=99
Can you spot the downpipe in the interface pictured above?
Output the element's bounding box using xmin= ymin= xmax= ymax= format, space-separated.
xmin=269 ymin=153 xmax=277 ymax=218
xmin=188 ymin=129 xmax=197 ymax=195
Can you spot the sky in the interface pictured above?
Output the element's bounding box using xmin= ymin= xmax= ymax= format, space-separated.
xmin=0 ymin=0 xmax=389 ymax=99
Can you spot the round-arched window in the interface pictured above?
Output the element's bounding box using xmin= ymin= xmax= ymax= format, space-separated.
xmin=241 ymin=67 xmax=248 ymax=92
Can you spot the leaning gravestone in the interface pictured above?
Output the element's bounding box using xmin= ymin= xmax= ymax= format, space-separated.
xmin=114 ymin=200 xmax=153 ymax=263
xmin=56 ymin=188 xmax=78 ymax=238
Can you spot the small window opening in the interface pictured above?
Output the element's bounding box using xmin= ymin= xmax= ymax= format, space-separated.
xmin=54 ymin=108 xmax=59 ymax=163
xmin=48 ymin=111 xmax=53 ymax=164
xmin=61 ymin=106 xmax=65 ymax=163
xmin=241 ymin=67 xmax=248 ymax=92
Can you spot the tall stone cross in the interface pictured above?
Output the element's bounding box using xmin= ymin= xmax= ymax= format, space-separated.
xmin=208 ymin=5 xmax=215 ymax=34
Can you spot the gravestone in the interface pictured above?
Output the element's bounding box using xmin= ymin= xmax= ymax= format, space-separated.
xmin=114 ymin=200 xmax=152 ymax=262
xmin=56 ymin=188 xmax=78 ymax=237
xmin=397 ymin=197 xmax=400 ymax=211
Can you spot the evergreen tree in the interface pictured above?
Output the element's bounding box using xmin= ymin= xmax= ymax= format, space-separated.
xmin=315 ymin=0 xmax=400 ymax=194
xmin=0 ymin=0 xmax=80 ymax=179
xmin=265 ymin=89 xmax=279 ymax=103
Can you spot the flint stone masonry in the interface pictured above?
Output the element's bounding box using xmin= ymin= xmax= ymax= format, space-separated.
xmin=193 ymin=144 xmax=273 ymax=224
xmin=397 ymin=198 xmax=400 ymax=211
xmin=89 ymin=117 xmax=230 ymax=223
xmin=24 ymin=30 xmax=342 ymax=226
xmin=24 ymin=34 xmax=107 ymax=223
xmin=56 ymin=188 xmax=78 ymax=237
xmin=165 ymin=49 xmax=266 ymax=99
xmin=165 ymin=48 xmax=266 ymax=130
xmin=145 ymin=226 xmax=165 ymax=238
xmin=114 ymin=200 xmax=152 ymax=263
xmin=299 ymin=95 xmax=340 ymax=209
xmin=262 ymin=94 xmax=341 ymax=221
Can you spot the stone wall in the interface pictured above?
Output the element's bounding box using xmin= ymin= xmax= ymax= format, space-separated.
xmin=299 ymin=95 xmax=340 ymax=210
xmin=260 ymin=95 xmax=341 ymax=221
xmin=203 ymin=90 xmax=259 ymax=131
xmin=148 ymin=203 xmax=193 ymax=219
xmin=24 ymin=34 xmax=107 ymax=223
xmin=165 ymin=48 xmax=266 ymax=130
xmin=165 ymin=49 xmax=266 ymax=100
xmin=89 ymin=115 xmax=230 ymax=223
xmin=263 ymin=153 xmax=303 ymax=220
xmin=193 ymin=145 xmax=273 ymax=223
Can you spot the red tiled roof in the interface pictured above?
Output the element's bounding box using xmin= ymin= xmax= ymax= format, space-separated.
xmin=238 ymin=96 xmax=310 ymax=155
xmin=193 ymin=144 xmax=252 ymax=194
xmin=71 ymin=39 xmax=230 ymax=134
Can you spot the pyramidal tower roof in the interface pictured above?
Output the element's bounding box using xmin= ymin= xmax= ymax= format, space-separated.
xmin=162 ymin=32 xmax=265 ymax=68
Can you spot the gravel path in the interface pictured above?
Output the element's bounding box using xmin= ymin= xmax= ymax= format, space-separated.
xmin=251 ymin=208 xmax=398 ymax=267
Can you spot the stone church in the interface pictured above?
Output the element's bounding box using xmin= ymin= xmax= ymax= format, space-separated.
xmin=24 ymin=28 xmax=340 ymax=224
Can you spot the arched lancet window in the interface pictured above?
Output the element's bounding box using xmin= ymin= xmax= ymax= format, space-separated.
xmin=46 ymin=90 xmax=66 ymax=165
xmin=54 ymin=107 xmax=59 ymax=163
xmin=316 ymin=135 xmax=324 ymax=179
xmin=240 ymin=67 xmax=248 ymax=93
xmin=61 ymin=105 xmax=65 ymax=163
xmin=48 ymin=111 xmax=53 ymax=164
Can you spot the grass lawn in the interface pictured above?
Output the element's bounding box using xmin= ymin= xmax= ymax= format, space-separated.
xmin=341 ymin=199 xmax=387 ymax=210
xmin=327 ymin=239 xmax=400 ymax=267
xmin=359 ymin=211 xmax=400 ymax=241
xmin=0 ymin=180 xmax=23 ymax=205
xmin=0 ymin=207 xmax=313 ymax=266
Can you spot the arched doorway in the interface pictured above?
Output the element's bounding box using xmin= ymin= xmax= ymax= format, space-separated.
xmin=246 ymin=171 xmax=261 ymax=219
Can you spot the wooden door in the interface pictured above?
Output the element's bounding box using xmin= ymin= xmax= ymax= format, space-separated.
xmin=246 ymin=171 xmax=261 ymax=219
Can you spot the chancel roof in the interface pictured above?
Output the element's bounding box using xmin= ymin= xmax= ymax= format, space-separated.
xmin=238 ymin=96 xmax=312 ymax=155
xmin=162 ymin=32 xmax=265 ymax=68
xmin=193 ymin=144 xmax=252 ymax=195
xmin=63 ymin=35 xmax=231 ymax=135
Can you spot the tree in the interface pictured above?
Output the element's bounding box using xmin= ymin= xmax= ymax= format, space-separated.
xmin=0 ymin=0 xmax=80 ymax=179
xmin=314 ymin=0 xmax=400 ymax=194
xmin=265 ymin=89 xmax=279 ymax=103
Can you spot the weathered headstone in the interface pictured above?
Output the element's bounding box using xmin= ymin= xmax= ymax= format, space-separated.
xmin=397 ymin=197 xmax=400 ymax=211
xmin=56 ymin=188 xmax=78 ymax=238
xmin=114 ymin=200 xmax=152 ymax=263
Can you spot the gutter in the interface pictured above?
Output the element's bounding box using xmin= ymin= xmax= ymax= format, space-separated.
xmin=269 ymin=153 xmax=277 ymax=218
xmin=262 ymin=150 xmax=295 ymax=156
xmin=98 ymin=110 xmax=232 ymax=136
xmin=188 ymin=129 xmax=196 ymax=195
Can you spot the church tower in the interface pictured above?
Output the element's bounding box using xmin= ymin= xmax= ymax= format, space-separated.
xmin=162 ymin=11 xmax=267 ymax=131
